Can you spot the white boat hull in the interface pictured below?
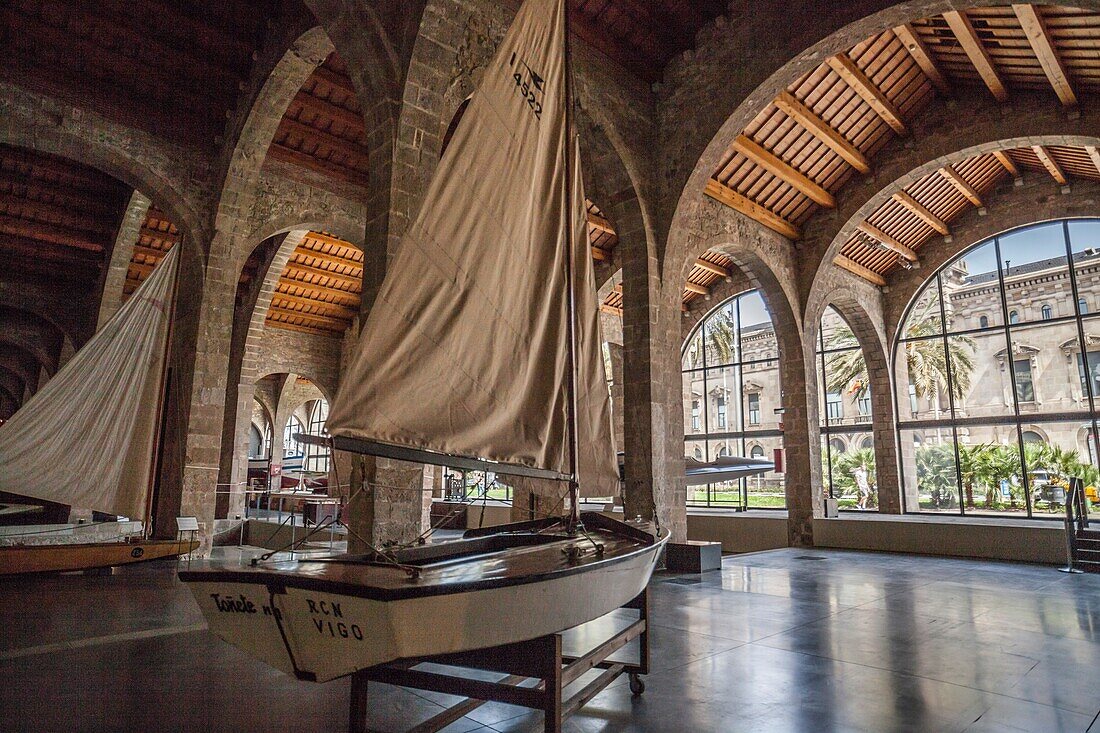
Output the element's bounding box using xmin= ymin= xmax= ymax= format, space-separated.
xmin=185 ymin=529 xmax=665 ymax=682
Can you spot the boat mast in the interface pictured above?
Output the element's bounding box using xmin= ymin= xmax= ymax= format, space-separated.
xmin=142 ymin=253 xmax=181 ymax=539
xmin=562 ymin=0 xmax=581 ymax=532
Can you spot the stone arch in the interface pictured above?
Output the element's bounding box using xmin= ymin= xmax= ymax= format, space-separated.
xmin=878 ymin=178 xmax=1100 ymax=345
xmin=673 ymin=221 xmax=814 ymax=544
xmin=805 ymin=129 xmax=1100 ymax=310
xmin=663 ymin=2 xmax=1100 ymax=272
xmin=809 ymin=292 xmax=901 ymax=513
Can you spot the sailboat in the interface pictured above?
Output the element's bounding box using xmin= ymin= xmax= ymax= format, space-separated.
xmin=178 ymin=0 xmax=668 ymax=684
xmin=0 ymin=247 xmax=198 ymax=574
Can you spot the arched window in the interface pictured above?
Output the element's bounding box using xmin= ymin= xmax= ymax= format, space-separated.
xmin=979 ymin=315 xmax=989 ymax=329
xmin=249 ymin=424 xmax=263 ymax=458
xmin=682 ymin=289 xmax=781 ymax=509
xmin=283 ymin=416 xmax=304 ymax=460
xmin=895 ymin=219 xmax=1100 ymax=519
xmin=817 ymin=305 xmax=875 ymax=510
xmin=750 ymin=445 xmax=765 ymax=459
xmin=303 ymin=399 xmax=330 ymax=473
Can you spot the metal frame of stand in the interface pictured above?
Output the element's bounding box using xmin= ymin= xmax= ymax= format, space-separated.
xmin=348 ymin=589 xmax=650 ymax=733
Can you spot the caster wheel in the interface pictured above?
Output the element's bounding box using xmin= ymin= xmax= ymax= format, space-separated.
xmin=628 ymin=673 xmax=645 ymax=695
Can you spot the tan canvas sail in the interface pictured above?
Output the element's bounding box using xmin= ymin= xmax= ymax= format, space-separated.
xmin=328 ymin=0 xmax=615 ymax=492
xmin=0 ymin=247 xmax=178 ymax=520
xmin=570 ymin=136 xmax=619 ymax=498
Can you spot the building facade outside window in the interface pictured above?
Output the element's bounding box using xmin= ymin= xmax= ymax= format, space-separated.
xmin=303 ymin=399 xmax=331 ymax=474
xmin=817 ymin=306 xmax=876 ymax=510
xmin=896 ymin=219 xmax=1100 ymax=519
xmin=682 ymin=290 xmax=784 ymax=508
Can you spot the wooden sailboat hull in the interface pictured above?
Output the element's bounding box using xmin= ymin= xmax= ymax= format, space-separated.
xmin=0 ymin=539 xmax=199 ymax=576
xmin=180 ymin=514 xmax=667 ymax=682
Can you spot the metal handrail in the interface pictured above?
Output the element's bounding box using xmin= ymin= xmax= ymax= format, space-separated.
xmin=1060 ymin=477 xmax=1085 ymax=574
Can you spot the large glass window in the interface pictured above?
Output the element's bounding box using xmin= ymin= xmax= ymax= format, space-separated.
xmin=896 ymin=219 xmax=1100 ymax=519
xmin=303 ymin=399 xmax=330 ymax=474
xmin=682 ymin=290 xmax=784 ymax=509
xmin=818 ymin=306 xmax=876 ymax=510
xmin=283 ymin=416 xmax=304 ymax=461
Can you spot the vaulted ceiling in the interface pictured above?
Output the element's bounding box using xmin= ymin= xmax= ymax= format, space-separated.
xmin=702 ymin=4 xmax=1100 ymax=285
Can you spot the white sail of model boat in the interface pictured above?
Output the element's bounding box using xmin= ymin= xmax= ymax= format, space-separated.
xmin=326 ymin=0 xmax=617 ymax=497
xmin=0 ymin=247 xmax=179 ymax=522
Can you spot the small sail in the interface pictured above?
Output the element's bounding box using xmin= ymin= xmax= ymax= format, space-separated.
xmin=0 ymin=247 xmax=179 ymax=520
xmin=329 ymin=0 xmax=615 ymax=490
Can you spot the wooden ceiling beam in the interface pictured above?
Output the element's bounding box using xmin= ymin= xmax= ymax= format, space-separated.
xmin=140 ymin=226 xmax=180 ymax=244
xmin=301 ymin=231 xmax=361 ymax=253
xmin=993 ymin=150 xmax=1021 ymax=177
xmin=1014 ymin=4 xmax=1077 ymax=110
xmin=857 ymin=222 xmax=918 ymax=262
xmin=0 ymin=233 xmax=100 ymax=268
xmin=270 ymin=293 xmax=359 ymax=320
xmin=684 ymin=282 xmax=709 ymax=296
xmin=892 ymin=191 xmax=950 ymax=235
xmin=0 ymin=173 xmax=120 ymax=217
xmin=834 ymin=255 xmax=886 ymax=286
xmin=893 ymin=24 xmax=951 ymax=95
xmin=267 ymin=307 xmax=351 ymax=331
xmin=731 ymin=134 xmax=835 ymax=207
xmin=600 ymin=303 xmax=623 ymax=317
xmin=943 ymin=10 xmax=1009 ymax=103
xmin=293 ymin=246 xmax=363 ymax=271
xmin=591 ymin=246 xmax=611 ymax=262
xmin=826 ymin=54 xmax=907 ymax=135
xmin=0 ymin=195 xmax=115 ymax=236
xmin=276 ymin=280 xmax=361 ymax=304
xmin=1032 ymin=145 xmax=1068 ymax=185
xmin=587 ymin=211 xmax=615 ymax=236
xmin=309 ymin=66 xmax=357 ymax=97
xmin=938 ymin=166 xmax=983 ymax=207
xmin=0 ymin=216 xmax=104 ymax=252
xmin=694 ymin=258 xmax=730 ymax=278
xmin=265 ymin=144 xmax=371 ymax=190
xmin=293 ymin=91 xmax=366 ymax=136
xmin=131 ymin=244 xmax=171 ymax=260
xmin=277 ymin=117 xmax=371 ymax=161
xmin=1085 ymin=146 xmax=1100 ymax=176
xmin=704 ymin=179 xmax=801 ymax=240
xmin=283 ymin=261 xmax=363 ymax=286
xmin=773 ymin=91 xmax=871 ymax=174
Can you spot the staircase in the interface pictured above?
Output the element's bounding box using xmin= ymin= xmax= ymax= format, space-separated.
xmin=1063 ymin=478 xmax=1099 ymax=573
xmin=1074 ymin=527 xmax=1100 ymax=573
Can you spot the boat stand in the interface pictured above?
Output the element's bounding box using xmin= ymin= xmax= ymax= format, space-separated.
xmin=348 ymin=589 xmax=650 ymax=733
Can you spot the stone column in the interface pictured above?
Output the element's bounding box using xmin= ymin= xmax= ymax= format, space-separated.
xmin=621 ymin=235 xmax=687 ymax=541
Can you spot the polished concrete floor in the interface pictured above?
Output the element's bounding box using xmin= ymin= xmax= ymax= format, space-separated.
xmin=2 ymin=549 xmax=1100 ymax=732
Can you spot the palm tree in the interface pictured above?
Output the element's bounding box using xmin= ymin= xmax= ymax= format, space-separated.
xmin=915 ymin=443 xmax=956 ymax=508
xmin=957 ymin=443 xmax=992 ymax=509
xmin=978 ymin=445 xmax=1022 ymax=508
xmin=823 ymin=294 xmax=975 ymax=404
xmin=705 ymin=307 xmax=737 ymax=366
xmin=828 ymin=447 xmax=877 ymax=508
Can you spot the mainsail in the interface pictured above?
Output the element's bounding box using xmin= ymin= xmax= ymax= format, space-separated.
xmin=326 ymin=0 xmax=618 ymax=496
xmin=0 ymin=247 xmax=179 ymax=520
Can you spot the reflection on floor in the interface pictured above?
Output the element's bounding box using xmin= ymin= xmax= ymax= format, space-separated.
xmin=2 ymin=549 xmax=1100 ymax=732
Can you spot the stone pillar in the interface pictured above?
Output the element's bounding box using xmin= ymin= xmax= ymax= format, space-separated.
xmin=345 ymin=455 xmax=427 ymax=552
xmin=870 ymin=353 xmax=902 ymax=514
xmin=621 ymin=234 xmax=687 ymax=541
xmin=608 ymin=342 xmax=625 ymax=452
xmin=97 ymin=191 xmax=152 ymax=329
